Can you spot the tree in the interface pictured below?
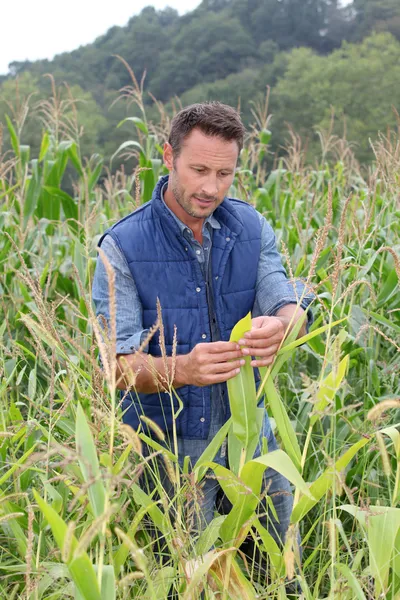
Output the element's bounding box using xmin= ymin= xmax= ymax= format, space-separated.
xmin=270 ymin=33 xmax=400 ymax=162
xmin=351 ymin=0 xmax=400 ymax=41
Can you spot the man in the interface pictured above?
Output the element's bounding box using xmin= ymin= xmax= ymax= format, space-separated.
xmin=92 ymin=102 xmax=313 ymax=553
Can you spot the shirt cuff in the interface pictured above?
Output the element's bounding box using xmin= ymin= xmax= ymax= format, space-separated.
xmin=116 ymin=329 xmax=150 ymax=354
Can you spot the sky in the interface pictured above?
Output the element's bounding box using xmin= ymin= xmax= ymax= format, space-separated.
xmin=1 ymin=0 xmax=202 ymax=75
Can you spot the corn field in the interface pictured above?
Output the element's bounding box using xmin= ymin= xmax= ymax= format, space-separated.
xmin=0 ymin=79 xmax=400 ymax=599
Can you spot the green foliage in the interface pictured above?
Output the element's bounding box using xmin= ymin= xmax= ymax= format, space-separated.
xmin=2 ymin=1 xmax=400 ymax=167
xmin=0 ymin=89 xmax=400 ymax=597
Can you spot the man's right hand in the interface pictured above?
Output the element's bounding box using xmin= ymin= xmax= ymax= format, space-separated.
xmin=178 ymin=341 xmax=245 ymax=387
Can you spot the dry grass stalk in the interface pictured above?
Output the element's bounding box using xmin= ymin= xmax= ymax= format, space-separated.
xmin=119 ymin=423 xmax=143 ymax=455
xmin=74 ymin=505 xmax=115 ymax=557
xmin=370 ymin=325 xmax=400 ymax=353
xmin=306 ymin=184 xmax=333 ymax=284
xmin=334 ymin=279 xmax=376 ymax=307
xmin=62 ymin=520 xmax=76 ymax=563
xmin=375 ymin=432 xmax=392 ymax=477
xmin=367 ymin=399 xmax=400 ymax=422
xmin=377 ymin=246 xmax=400 ymax=282
xmin=119 ymin=571 xmax=145 ymax=587
xmin=5 ymin=232 xmax=63 ymax=347
xmin=24 ymin=503 xmax=35 ymax=597
xmin=331 ymin=193 xmax=352 ymax=297
xmin=156 ymin=297 xmax=174 ymax=391
xmin=140 ymin=415 xmax=165 ymax=442
xmin=280 ymin=239 xmax=298 ymax=302
xmin=114 ymin=526 xmax=148 ymax=571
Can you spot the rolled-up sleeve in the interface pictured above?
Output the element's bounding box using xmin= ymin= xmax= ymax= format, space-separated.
xmin=91 ymin=234 xmax=149 ymax=354
xmin=253 ymin=214 xmax=314 ymax=327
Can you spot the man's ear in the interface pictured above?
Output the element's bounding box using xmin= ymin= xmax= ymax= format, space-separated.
xmin=163 ymin=142 xmax=174 ymax=171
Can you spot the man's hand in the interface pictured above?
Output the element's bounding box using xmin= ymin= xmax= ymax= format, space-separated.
xmin=238 ymin=316 xmax=286 ymax=368
xmin=178 ymin=341 xmax=245 ymax=387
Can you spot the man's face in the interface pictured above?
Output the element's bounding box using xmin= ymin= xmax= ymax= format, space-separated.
xmin=163 ymin=128 xmax=239 ymax=221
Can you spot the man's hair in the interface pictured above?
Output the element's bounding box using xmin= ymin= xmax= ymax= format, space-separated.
xmin=168 ymin=102 xmax=246 ymax=156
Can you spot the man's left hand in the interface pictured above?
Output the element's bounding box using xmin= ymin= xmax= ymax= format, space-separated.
xmin=238 ymin=316 xmax=287 ymax=368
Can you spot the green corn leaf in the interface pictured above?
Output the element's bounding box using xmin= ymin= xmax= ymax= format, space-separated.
xmin=142 ymin=566 xmax=175 ymax=600
xmin=88 ymin=157 xmax=104 ymax=193
xmin=5 ymin=115 xmax=19 ymax=157
xmin=111 ymin=140 xmax=144 ymax=164
xmin=32 ymin=490 xmax=101 ymax=600
xmin=118 ymin=116 xmax=149 ymax=135
xmin=0 ymin=500 xmax=28 ymax=559
xmin=261 ymin=376 xmax=302 ymax=472
xmin=340 ymin=504 xmax=400 ymax=596
xmin=379 ymin=425 xmax=400 ymax=459
xmin=245 ymin=450 xmax=313 ymax=499
xmin=0 ymin=444 xmax=37 ymax=487
xmin=75 ymin=565 xmax=115 ymax=600
xmin=39 ymin=131 xmax=50 ymax=162
xmin=23 ymin=164 xmax=41 ymax=229
xmin=228 ymin=409 xmax=264 ymax=476
xmin=254 ymin=519 xmax=284 ymax=575
xmin=139 ymin=433 xmax=177 ymax=463
xmin=129 ymin=483 xmax=169 ymax=536
xmin=291 ymin=437 xmax=369 ymax=523
xmin=310 ymin=354 xmax=349 ymax=426
xmin=276 ymin=317 xmax=348 ymax=355
xmin=335 ymin=563 xmax=367 ymax=600
xmin=113 ymin=505 xmax=150 ymax=575
xmin=44 ymin=186 xmax=79 ymax=236
xmin=67 ymin=143 xmax=84 ymax=176
xmin=377 ymin=268 xmax=398 ymax=308
xmin=214 ymin=450 xmax=312 ymax=546
xmin=195 ymin=515 xmax=226 ymax=555
xmin=227 ymin=313 xmax=259 ymax=457
xmin=194 ymin=417 xmax=232 ymax=481
xmin=75 ymin=403 xmax=106 ymax=519
xmin=362 ymin=308 xmax=400 ymax=335
xmin=39 ymin=476 xmax=63 ymax=513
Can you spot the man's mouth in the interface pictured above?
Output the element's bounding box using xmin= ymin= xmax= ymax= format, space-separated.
xmin=194 ymin=197 xmax=215 ymax=206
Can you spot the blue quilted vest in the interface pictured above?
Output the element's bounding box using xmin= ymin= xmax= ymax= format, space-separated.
xmin=98 ymin=175 xmax=262 ymax=439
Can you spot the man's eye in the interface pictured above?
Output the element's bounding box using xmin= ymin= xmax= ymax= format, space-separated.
xmin=193 ymin=167 xmax=204 ymax=173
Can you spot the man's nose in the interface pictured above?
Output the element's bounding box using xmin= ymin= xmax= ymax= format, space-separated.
xmin=201 ymin=175 xmax=218 ymax=198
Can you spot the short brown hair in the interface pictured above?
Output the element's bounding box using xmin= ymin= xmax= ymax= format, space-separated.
xmin=168 ymin=102 xmax=246 ymax=156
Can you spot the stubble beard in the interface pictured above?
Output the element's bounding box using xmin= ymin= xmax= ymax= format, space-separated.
xmin=171 ymin=171 xmax=210 ymax=219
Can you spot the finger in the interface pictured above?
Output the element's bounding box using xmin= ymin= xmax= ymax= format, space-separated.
xmin=212 ymin=349 xmax=244 ymax=362
xmin=208 ymin=366 xmax=242 ymax=384
xmin=242 ymin=344 xmax=280 ymax=357
xmin=241 ymin=321 xmax=283 ymax=342
xmin=207 ymin=341 xmax=240 ymax=353
xmin=241 ymin=336 xmax=282 ymax=350
xmin=250 ymin=355 xmax=277 ymax=367
xmin=210 ymin=359 xmax=245 ymax=373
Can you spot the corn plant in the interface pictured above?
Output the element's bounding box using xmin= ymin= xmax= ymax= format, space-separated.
xmin=0 ymin=78 xmax=399 ymax=598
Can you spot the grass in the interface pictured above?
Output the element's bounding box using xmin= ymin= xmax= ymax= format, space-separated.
xmin=0 ymin=76 xmax=399 ymax=599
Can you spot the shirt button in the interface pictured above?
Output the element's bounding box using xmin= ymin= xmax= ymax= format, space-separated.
xmin=201 ymin=333 xmax=207 ymax=339
xmin=200 ymin=417 xmax=205 ymax=423
xmin=215 ymin=275 xmax=219 ymax=280
xmin=185 ymin=247 xmax=188 ymax=251
xmin=226 ymin=237 xmax=230 ymax=242
xmin=196 ymin=250 xmax=201 ymax=255
xmin=196 ymin=287 xmax=201 ymax=292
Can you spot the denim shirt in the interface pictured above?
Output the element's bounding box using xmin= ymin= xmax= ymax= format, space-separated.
xmin=92 ymin=183 xmax=314 ymax=466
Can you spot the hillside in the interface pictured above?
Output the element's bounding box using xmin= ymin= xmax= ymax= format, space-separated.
xmin=1 ymin=0 xmax=400 ymax=164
